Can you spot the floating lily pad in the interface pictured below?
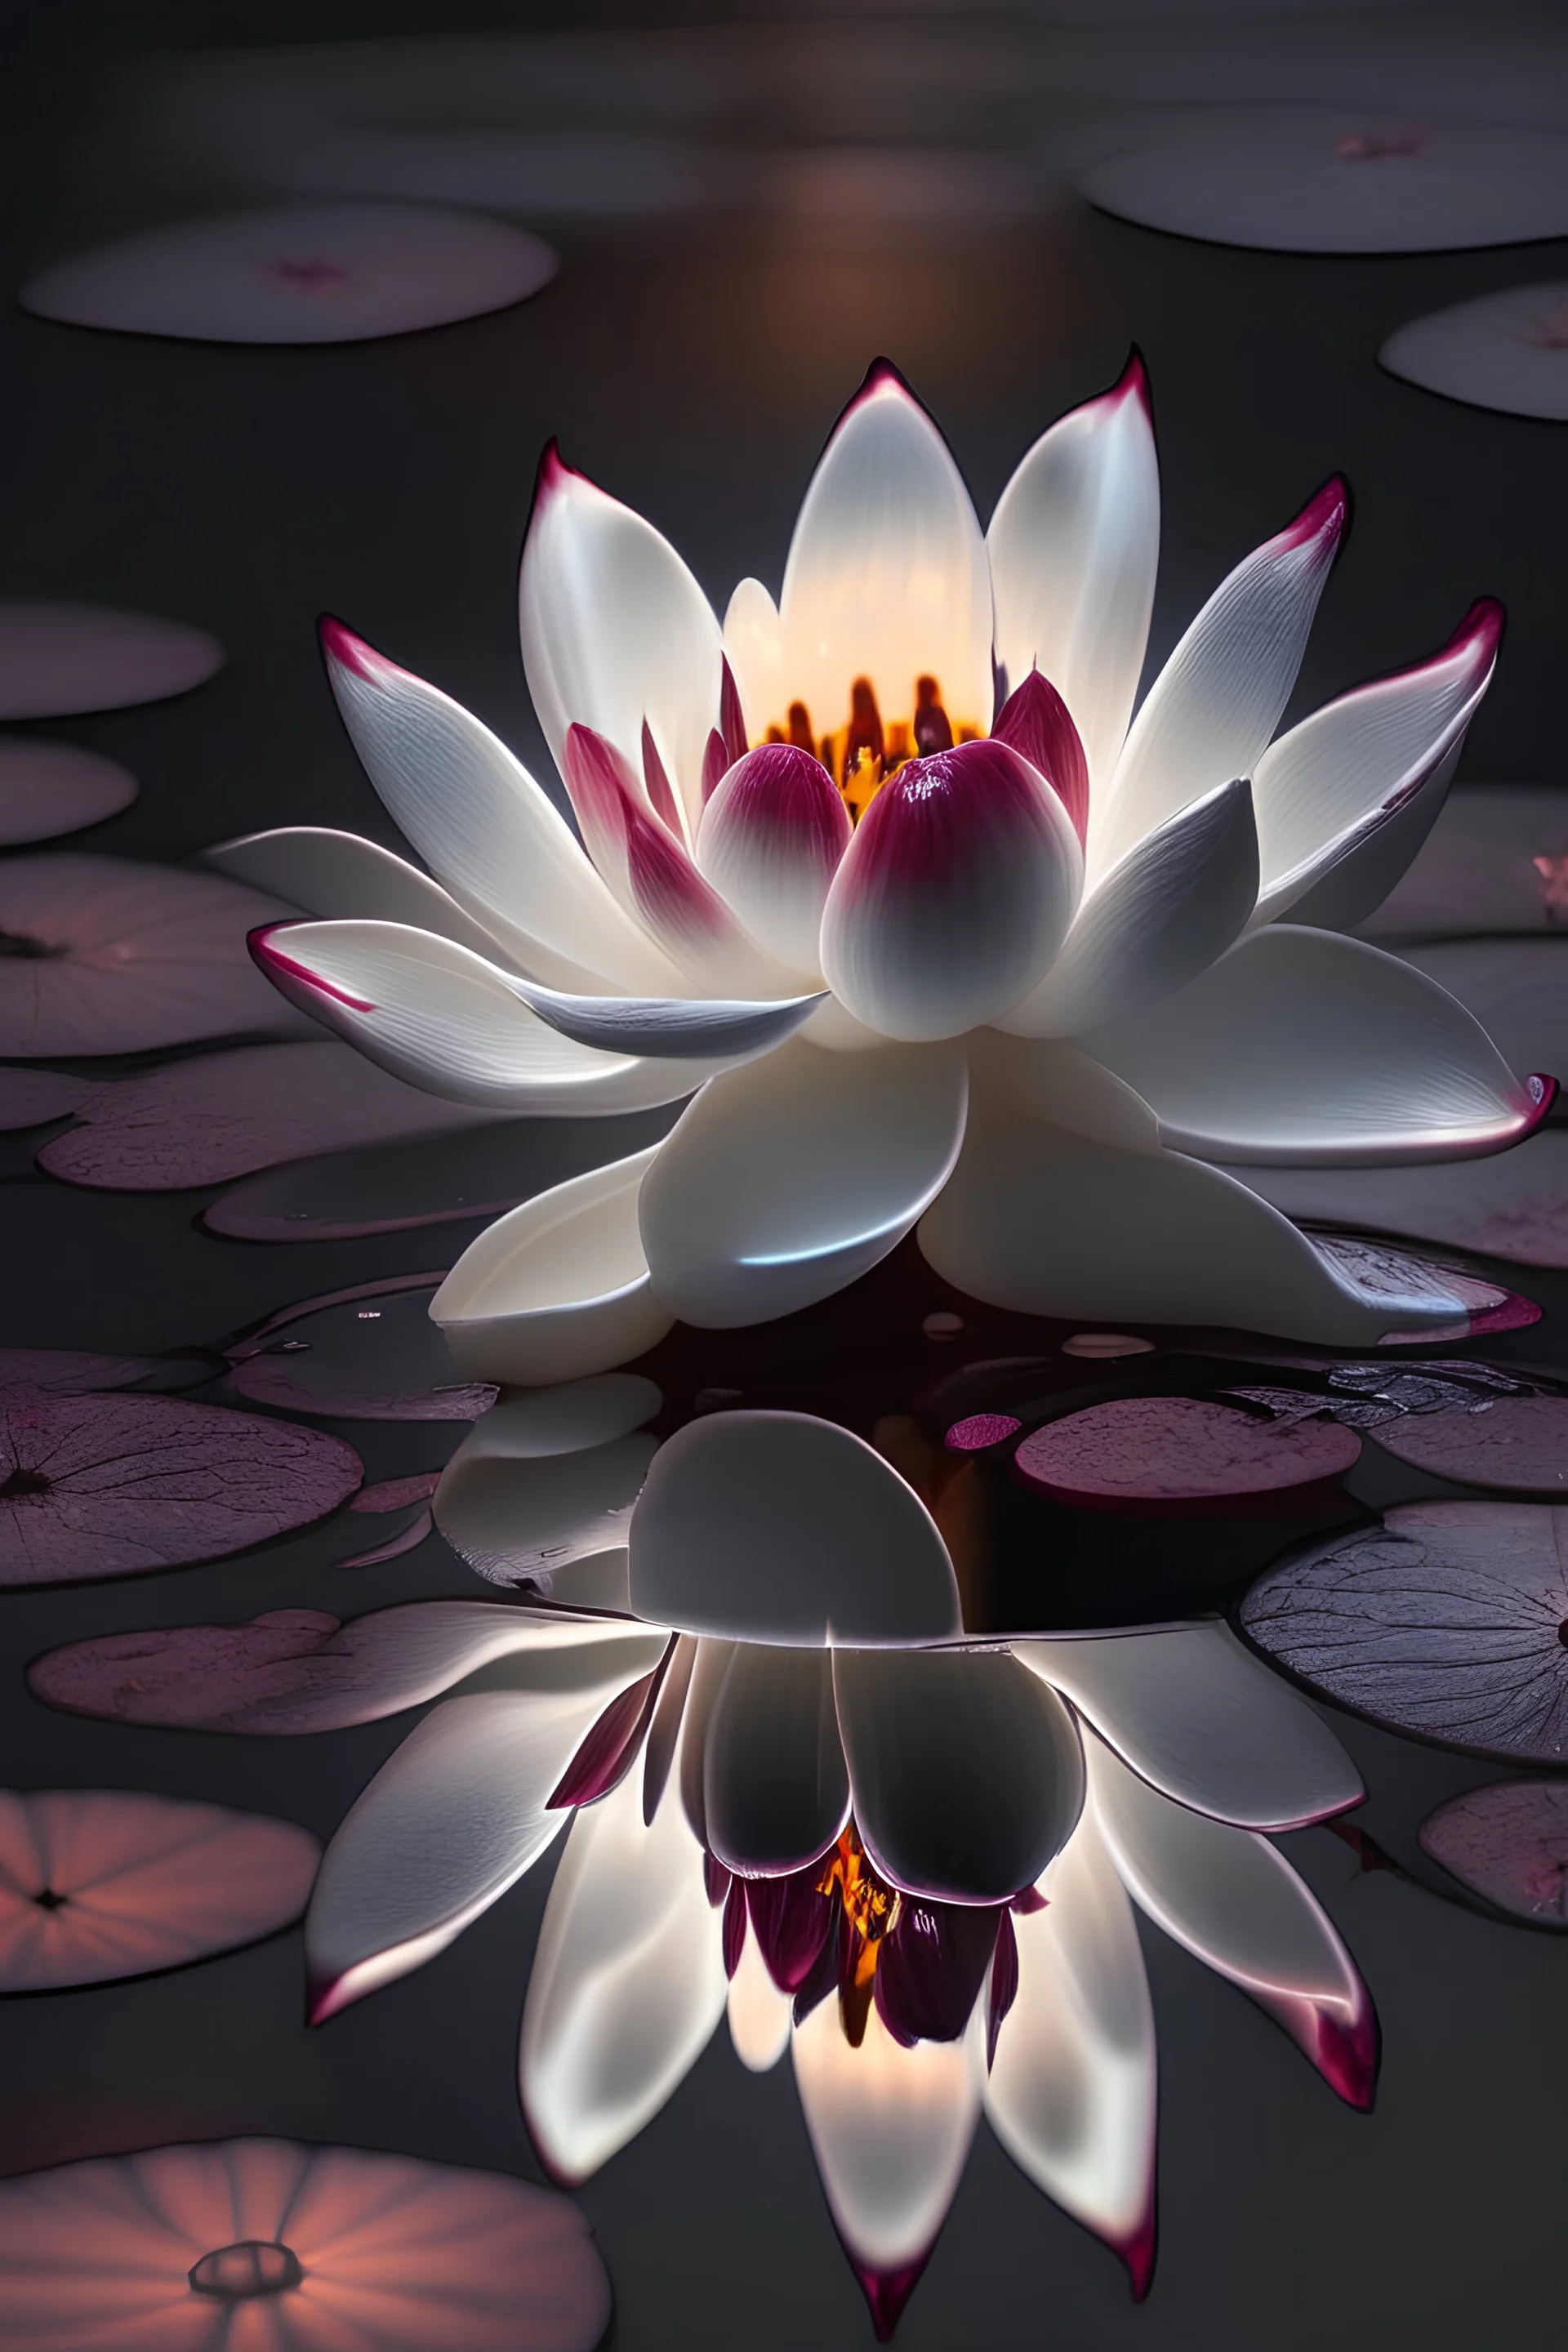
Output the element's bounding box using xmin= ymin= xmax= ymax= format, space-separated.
xmin=1241 ymin=1502 xmax=1568 ymax=1763
xmin=1369 ymin=1395 xmax=1568 ymax=1494
xmin=1012 ymin=1395 xmax=1362 ymax=1513
xmin=0 ymin=1391 xmax=361 ymax=1585
xmin=0 ymin=1788 xmax=319 ymax=1990
xmin=0 ymin=742 xmax=137 ymax=846
xmin=1419 ymin=1780 xmax=1568 ymax=1925
xmin=1381 ymin=280 xmax=1568 ymax=421
xmin=0 ymin=1068 xmax=96 ymax=1131
xmin=0 ymin=603 xmax=222 ymax=719
xmin=225 ymin=1277 xmax=496 ymax=1420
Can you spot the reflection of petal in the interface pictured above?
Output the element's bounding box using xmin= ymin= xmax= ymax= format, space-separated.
xmin=985 ymin=1804 xmax=1157 ymax=2295
xmin=435 ymin=1400 xmax=657 ymax=1589
xmin=639 ymin=1036 xmax=968 ymax=1326
xmin=834 ymin=1646 xmax=1085 ymax=1904
xmin=630 ymin=1411 xmax=962 ymax=1648
xmin=1086 ymin=926 xmax=1548 ymax=1165
xmin=307 ymin=1668 xmax=655 ymax=2020
xmin=521 ymin=1749 xmax=727 ymax=2181
xmin=792 ymin=1992 xmax=986 ymax=2331
xmin=1094 ymin=480 xmax=1346 ymax=878
xmin=1086 ymin=1738 xmax=1377 ymax=2108
xmin=433 ymin=1147 xmax=674 ymax=1386
xmin=1014 ymin=1624 xmax=1362 ymax=1830
xmin=728 ymin=1919 xmax=794 ymax=2072
xmin=703 ymin=1644 xmax=851 ymax=1877
xmin=987 ymin=354 xmax=1159 ymax=797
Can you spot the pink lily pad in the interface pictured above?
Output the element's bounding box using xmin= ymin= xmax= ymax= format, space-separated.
xmin=1012 ymin=1395 xmax=1362 ymax=1514
xmin=1370 ymin=1395 xmax=1568 ymax=1494
xmin=0 ymin=604 xmax=222 ymax=719
xmin=0 ymin=1392 xmax=361 ymax=1586
xmin=0 ymin=1068 xmax=96 ymax=1130
xmin=336 ymin=1471 xmax=440 ymax=1566
xmin=29 ymin=1608 xmax=346 ymax=1728
xmin=0 ymin=1788 xmax=319 ymax=1990
xmin=36 ymin=1040 xmax=498 ymax=1189
xmin=1241 ymin=1501 xmax=1568 ymax=1764
xmin=225 ymin=1277 xmax=496 ymax=1420
xmin=351 ymin=1472 xmax=443 ymax=1515
xmin=0 ymin=854 xmax=303 ymax=1057
xmin=0 ymin=741 xmax=137 ymax=845
xmin=0 ymin=2138 xmax=609 ymax=2352
xmin=1419 ymin=1780 xmax=1568 ymax=1925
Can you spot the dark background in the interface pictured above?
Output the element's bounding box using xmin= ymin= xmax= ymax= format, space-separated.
xmin=1 ymin=5 xmax=1565 ymax=2345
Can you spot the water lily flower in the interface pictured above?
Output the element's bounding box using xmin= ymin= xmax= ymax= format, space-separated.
xmin=292 ymin=1402 xmax=1376 ymax=2336
xmin=242 ymin=355 xmax=1548 ymax=1365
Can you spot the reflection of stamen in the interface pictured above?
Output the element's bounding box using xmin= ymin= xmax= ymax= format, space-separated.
xmin=189 ymin=2240 xmax=304 ymax=2300
xmin=818 ymin=1824 xmax=900 ymax=2048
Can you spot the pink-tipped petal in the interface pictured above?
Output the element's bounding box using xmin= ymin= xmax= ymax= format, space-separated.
xmin=1254 ymin=599 xmax=1505 ymax=929
xmin=320 ymin=617 xmax=677 ymax=993
xmin=1094 ymin=477 xmax=1348 ymax=880
xmin=1086 ymin=1738 xmax=1378 ymax=2109
xmin=987 ymin=353 xmax=1160 ymax=796
xmin=521 ymin=446 xmax=724 ymax=836
xmin=639 ymin=720 xmax=684 ymax=837
xmin=206 ymin=824 xmax=521 ymax=963
xmin=695 ymin=742 xmax=851 ymax=973
xmin=778 ymin=361 xmax=993 ymax=739
xmin=990 ymin=670 xmax=1091 ymax=845
xmin=820 ymin=739 xmax=1082 ymax=1042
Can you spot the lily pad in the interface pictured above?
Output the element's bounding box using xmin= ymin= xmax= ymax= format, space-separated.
xmin=1381 ymin=280 xmax=1568 ymax=422
xmin=1370 ymin=1395 xmax=1568 ymax=1494
xmin=225 ymin=1277 xmax=496 ymax=1420
xmin=0 ymin=742 xmax=136 ymax=845
xmin=0 ymin=603 xmax=222 ymax=719
xmin=1012 ymin=1395 xmax=1362 ymax=1513
xmin=1419 ymin=1780 xmax=1568 ymax=1925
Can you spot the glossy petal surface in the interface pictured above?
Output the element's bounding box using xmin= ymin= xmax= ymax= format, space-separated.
xmin=703 ymin=1644 xmax=851 ymax=1877
xmin=205 ymin=825 xmax=521 ymax=960
xmin=695 ymin=744 xmax=850 ymax=973
xmin=436 ymin=1401 xmax=657 ymax=1590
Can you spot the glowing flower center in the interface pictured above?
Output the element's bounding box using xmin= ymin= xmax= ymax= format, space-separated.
xmin=189 ymin=2240 xmax=304 ymax=2300
xmin=817 ymin=1822 xmax=901 ymax=2045
xmin=761 ymin=675 xmax=979 ymax=823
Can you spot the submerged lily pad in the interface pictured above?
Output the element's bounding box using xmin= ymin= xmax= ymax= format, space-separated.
xmin=1419 ymin=1780 xmax=1568 ymax=1925
xmin=1013 ymin=1395 xmax=1362 ymax=1513
xmin=225 ymin=1278 xmax=497 ymax=1420
xmin=0 ymin=1788 xmax=319 ymax=1990
xmin=1241 ymin=1503 xmax=1568 ymax=1764
xmin=1369 ymin=1395 xmax=1568 ymax=1494
xmin=0 ymin=1392 xmax=361 ymax=1585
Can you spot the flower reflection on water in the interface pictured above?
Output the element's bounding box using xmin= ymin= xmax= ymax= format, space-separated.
xmin=299 ymin=1397 xmax=1376 ymax=2336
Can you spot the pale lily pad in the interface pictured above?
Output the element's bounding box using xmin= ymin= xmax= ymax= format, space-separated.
xmin=1013 ymin=1395 xmax=1361 ymax=1511
xmin=1419 ymin=1780 xmax=1568 ymax=1924
xmin=1370 ymin=1395 xmax=1568 ymax=1494
xmin=0 ymin=742 xmax=136 ymax=845
xmin=0 ymin=604 xmax=222 ymax=719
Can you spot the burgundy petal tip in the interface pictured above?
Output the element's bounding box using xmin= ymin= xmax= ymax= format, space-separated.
xmin=318 ymin=614 xmax=379 ymax=680
xmin=532 ymin=436 xmax=587 ymax=511
xmin=857 ymin=354 xmax=917 ymax=403
xmin=1117 ymin=2205 xmax=1159 ymax=2302
xmin=306 ymin=1974 xmax=351 ymax=2027
xmin=853 ymin=2253 xmax=931 ymax=2341
xmin=1453 ymin=594 xmax=1506 ymax=656
xmin=1114 ymin=345 xmax=1152 ymax=412
xmin=1523 ymin=1071 xmax=1558 ymax=1134
xmin=1283 ymin=473 xmax=1352 ymax=551
xmin=1314 ymin=2001 xmax=1380 ymax=2112
xmin=248 ymin=925 xmax=376 ymax=1013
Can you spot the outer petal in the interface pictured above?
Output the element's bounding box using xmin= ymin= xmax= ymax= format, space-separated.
xmin=432 ymin=1147 xmax=675 ymax=1386
xmin=987 ymin=352 xmax=1160 ymax=795
xmin=695 ymin=744 xmax=851 ymax=975
xmin=251 ymin=919 xmax=745 ymax=1111
xmin=777 ymin=362 xmax=994 ymax=738
xmin=984 ymin=1802 xmax=1157 ymax=2295
xmin=1251 ymin=600 xmax=1503 ymax=929
xmin=918 ymin=1085 xmax=1507 ymax=1344
xmin=833 ymin=1646 xmax=1085 ymax=1904
xmin=205 ymin=826 xmax=520 ymax=962
xmin=702 ymin=1643 xmax=851 ymax=1877
xmin=722 ymin=577 xmax=786 ymax=750
xmin=305 ymin=1667 xmax=660 ymax=2021
xmin=1013 ymin=1623 xmax=1362 ymax=1831
xmin=321 ymin=618 xmax=678 ymax=992
xmin=997 ymin=777 xmax=1258 ymax=1039
xmin=434 ymin=1391 xmax=658 ymax=1590
xmin=1093 ymin=479 xmax=1347 ymax=879
xmin=520 ymin=1744 xmax=727 ymax=2181
xmin=629 ymin=1411 xmax=963 ymax=1648
xmin=792 ymin=1993 xmax=986 ymax=2330
xmin=821 ymin=740 xmax=1081 ymax=1043
xmin=639 ymin=1035 xmax=968 ymax=1325
xmin=520 ymin=447 xmax=724 ymax=835
xmin=1085 ymin=925 xmax=1550 ymax=1165
xmin=1085 ymin=1737 xmax=1377 ymax=2108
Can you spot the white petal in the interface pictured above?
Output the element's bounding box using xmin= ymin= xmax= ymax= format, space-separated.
xmin=520 ymin=449 xmax=723 ymax=835
xmin=1085 ymin=1737 xmax=1377 ymax=2106
xmin=778 ymin=363 xmax=993 ymax=737
xmin=1085 ymin=925 xmax=1548 ymax=1165
xmin=252 ymin=919 xmax=728 ymax=1112
xmin=703 ymin=1643 xmax=850 ymax=1877
xmin=508 ymin=967 xmax=826 ymax=1061
xmin=695 ymin=744 xmax=850 ymax=976
xmin=1093 ymin=479 xmax=1347 ymax=880
xmin=1401 ymin=938 xmax=1568 ymax=1087
xmin=984 ymin=1805 xmax=1156 ymax=2289
xmin=820 ymin=737 xmax=1082 ymax=1043
xmin=1013 ymin=1623 xmax=1362 ymax=1831
xmin=728 ymin=1922 xmax=793 ymax=2073
xmin=433 ymin=1147 xmax=675 ymax=1386
xmin=722 ymin=576 xmax=786 ymax=746
xmin=520 ymin=1748 xmax=727 ymax=2181
xmin=639 ymin=1035 xmax=968 ymax=1326
xmin=322 ymin=618 xmax=679 ymax=992
xmin=630 ymin=1410 xmax=962 ymax=1648
xmin=204 ymin=824 xmax=528 ymax=960
xmin=1252 ymin=601 xmax=1503 ymax=928
xmin=964 ymin=1028 xmax=1162 ymax=1153
xmin=791 ymin=1989 xmax=986 ymax=2278
xmin=918 ymin=1087 xmax=1495 ymax=1345
xmin=435 ymin=1388 xmax=658 ymax=1591
xmin=834 ymin=1645 xmax=1085 ymax=1904
xmin=987 ymin=353 xmax=1160 ymax=794
xmin=998 ymin=777 xmax=1258 ymax=1038
xmin=305 ymin=1668 xmax=657 ymax=2020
